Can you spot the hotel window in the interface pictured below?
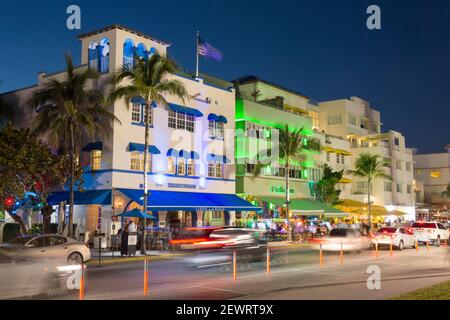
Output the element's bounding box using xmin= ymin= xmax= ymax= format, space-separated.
xmin=396 ymin=160 xmax=402 ymax=170
xmin=168 ymin=111 xmax=195 ymax=133
xmin=140 ymin=154 xmax=151 ymax=172
xmin=177 ymin=112 xmax=186 ymax=130
xmin=384 ymin=158 xmax=391 ymax=168
xmin=336 ymin=154 xmax=340 ymax=164
xmin=308 ymin=111 xmax=319 ymax=130
xmin=326 ymin=152 xmax=331 ymax=162
xmin=90 ymin=150 xmax=101 ymax=171
xmin=143 ymin=105 xmax=153 ymax=126
xmin=130 ymin=152 xmax=141 ymax=170
xmin=406 ymin=162 xmax=412 ymax=172
xmin=327 ymin=115 xmax=342 ymax=125
xmin=177 ymin=158 xmax=186 ymax=175
xmin=208 ymin=120 xmax=215 ymax=138
xmin=407 ymin=185 xmax=412 ymax=194
xmin=353 ymin=182 xmax=369 ymax=195
xmin=215 ymin=122 xmax=224 ymax=140
xmin=208 ymin=162 xmax=223 ymax=178
xmin=168 ymin=110 xmax=177 ymax=129
xmin=384 ymin=181 xmax=392 ymax=192
xmin=167 ymin=157 xmax=176 ymax=174
xmin=348 ymin=114 xmax=357 ymax=126
xmin=187 ymin=159 xmax=195 ymax=176
xmin=430 ymin=171 xmax=441 ymax=178
xmin=341 ymin=155 xmax=345 ymax=164
xmin=396 ymin=183 xmax=403 ymax=193
xmin=131 ymin=103 xmax=142 ymax=123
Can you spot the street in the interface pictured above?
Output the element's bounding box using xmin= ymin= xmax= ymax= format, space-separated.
xmin=34 ymin=244 xmax=450 ymax=300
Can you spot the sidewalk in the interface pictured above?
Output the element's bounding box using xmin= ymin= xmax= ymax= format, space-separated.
xmin=87 ymin=249 xmax=187 ymax=266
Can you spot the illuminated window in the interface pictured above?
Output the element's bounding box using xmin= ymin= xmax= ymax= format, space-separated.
xmin=140 ymin=154 xmax=151 ymax=172
xmin=187 ymin=159 xmax=195 ymax=176
xmin=207 ymin=162 xmax=223 ymax=178
xmin=167 ymin=157 xmax=176 ymax=175
xmin=130 ymin=152 xmax=141 ymax=170
xmin=177 ymin=158 xmax=186 ymax=176
xmin=90 ymin=150 xmax=101 ymax=171
xmin=215 ymin=163 xmax=223 ymax=178
xmin=208 ymin=162 xmax=215 ymax=177
xmin=431 ymin=171 xmax=441 ymax=178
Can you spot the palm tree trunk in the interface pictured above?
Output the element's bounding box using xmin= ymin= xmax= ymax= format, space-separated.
xmin=141 ymin=103 xmax=150 ymax=255
xmin=68 ymin=122 xmax=75 ymax=238
xmin=367 ymin=179 xmax=372 ymax=232
xmin=285 ymin=163 xmax=291 ymax=242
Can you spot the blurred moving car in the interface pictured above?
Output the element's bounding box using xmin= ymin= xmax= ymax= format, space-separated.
xmin=371 ymin=227 xmax=416 ymax=250
xmin=0 ymin=234 xmax=91 ymax=264
xmin=169 ymin=227 xmax=221 ymax=249
xmin=310 ymin=228 xmax=372 ymax=252
xmin=411 ymin=222 xmax=449 ymax=246
xmin=181 ymin=228 xmax=267 ymax=250
xmin=0 ymin=250 xmax=68 ymax=299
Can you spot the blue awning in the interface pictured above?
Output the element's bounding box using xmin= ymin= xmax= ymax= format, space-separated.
xmin=178 ymin=150 xmax=190 ymax=158
xmin=217 ymin=115 xmax=228 ymax=124
xmin=128 ymin=143 xmax=161 ymax=154
xmin=168 ymin=103 xmax=203 ymax=117
xmin=117 ymin=189 xmax=261 ymax=212
xmin=207 ymin=154 xmax=231 ymax=164
xmin=190 ymin=151 xmax=200 ymax=160
xmin=167 ymin=148 xmax=178 ymax=157
xmin=82 ymin=142 xmax=103 ymax=152
xmin=47 ymin=189 xmax=112 ymax=206
xmin=130 ymin=96 xmax=146 ymax=105
xmin=207 ymin=113 xmax=218 ymax=121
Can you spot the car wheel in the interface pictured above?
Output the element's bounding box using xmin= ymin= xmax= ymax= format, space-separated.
xmin=67 ymin=252 xmax=83 ymax=265
xmin=435 ymin=236 xmax=441 ymax=247
xmin=398 ymin=241 xmax=404 ymax=251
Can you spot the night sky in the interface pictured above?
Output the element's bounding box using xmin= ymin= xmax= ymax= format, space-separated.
xmin=0 ymin=0 xmax=449 ymax=153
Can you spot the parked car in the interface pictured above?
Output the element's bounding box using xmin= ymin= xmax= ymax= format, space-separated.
xmin=371 ymin=227 xmax=416 ymax=250
xmin=0 ymin=234 xmax=91 ymax=264
xmin=411 ymin=222 xmax=449 ymax=246
xmin=0 ymin=250 xmax=66 ymax=299
xmin=310 ymin=228 xmax=372 ymax=252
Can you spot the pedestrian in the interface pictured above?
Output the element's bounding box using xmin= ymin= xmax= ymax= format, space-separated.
xmin=121 ymin=222 xmax=130 ymax=256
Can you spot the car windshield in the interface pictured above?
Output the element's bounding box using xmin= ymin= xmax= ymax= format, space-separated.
xmin=412 ymin=223 xmax=436 ymax=229
xmin=6 ymin=236 xmax=34 ymax=245
xmin=378 ymin=228 xmax=397 ymax=233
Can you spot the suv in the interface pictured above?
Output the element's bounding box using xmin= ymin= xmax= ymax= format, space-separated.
xmin=411 ymin=222 xmax=449 ymax=246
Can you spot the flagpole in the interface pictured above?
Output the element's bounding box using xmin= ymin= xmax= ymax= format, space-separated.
xmin=195 ymin=30 xmax=199 ymax=79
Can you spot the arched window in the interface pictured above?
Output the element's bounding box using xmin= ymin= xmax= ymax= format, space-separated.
xmin=88 ymin=41 xmax=99 ymax=71
xmin=98 ymin=37 xmax=110 ymax=73
xmin=123 ymin=39 xmax=135 ymax=69
xmin=135 ymin=43 xmax=147 ymax=61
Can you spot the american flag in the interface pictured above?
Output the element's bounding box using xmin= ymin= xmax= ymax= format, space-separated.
xmin=198 ymin=37 xmax=223 ymax=61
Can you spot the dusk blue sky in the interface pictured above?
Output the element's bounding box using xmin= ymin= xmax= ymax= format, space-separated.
xmin=0 ymin=0 xmax=449 ymax=153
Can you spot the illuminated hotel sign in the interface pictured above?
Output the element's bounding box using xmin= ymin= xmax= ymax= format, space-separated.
xmin=270 ymin=186 xmax=294 ymax=194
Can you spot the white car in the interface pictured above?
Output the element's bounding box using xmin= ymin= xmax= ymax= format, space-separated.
xmin=371 ymin=227 xmax=416 ymax=250
xmin=0 ymin=234 xmax=91 ymax=264
xmin=311 ymin=228 xmax=372 ymax=252
xmin=411 ymin=222 xmax=449 ymax=246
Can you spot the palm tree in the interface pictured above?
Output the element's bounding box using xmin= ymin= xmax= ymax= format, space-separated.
xmin=29 ymin=54 xmax=119 ymax=238
xmin=108 ymin=53 xmax=189 ymax=254
xmin=255 ymin=124 xmax=321 ymax=242
xmin=346 ymin=153 xmax=391 ymax=231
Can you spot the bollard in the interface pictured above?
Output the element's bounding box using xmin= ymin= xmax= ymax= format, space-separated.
xmin=98 ymin=238 xmax=102 ymax=267
xmin=319 ymin=244 xmax=323 ymax=267
xmin=79 ymin=264 xmax=85 ymax=300
xmin=143 ymin=258 xmax=148 ymax=295
xmin=390 ymin=239 xmax=393 ymax=257
xmin=427 ymin=240 xmax=430 ymax=251
xmin=375 ymin=240 xmax=379 ymax=258
xmin=233 ymin=251 xmax=237 ymax=281
xmin=340 ymin=242 xmax=344 ymax=265
xmin=445 ymin=238 xmax=448 ymax=247
xmin=416 ymin=240 xmax=419 ymax=254
xmin=266 ymin=247 xmax=270 ymax=276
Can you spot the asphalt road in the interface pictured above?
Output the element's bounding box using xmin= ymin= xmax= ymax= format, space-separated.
xmin=31 ymin=244 xmax=450 ymax=300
